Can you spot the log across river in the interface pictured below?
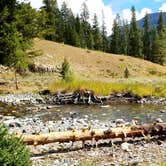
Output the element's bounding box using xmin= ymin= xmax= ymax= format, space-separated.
xmin=19 ymin=123 xmax=166 ymax=146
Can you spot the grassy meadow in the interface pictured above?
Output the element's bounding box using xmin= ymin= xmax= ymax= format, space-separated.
xmin=49 ymin=78 xmax=166 ymax=97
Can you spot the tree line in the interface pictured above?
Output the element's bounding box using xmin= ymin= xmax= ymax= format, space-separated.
xmin=111 ymin=7 xmax=166 ymax=65
xmin=0 ymin=0 xmax=166 ymax=72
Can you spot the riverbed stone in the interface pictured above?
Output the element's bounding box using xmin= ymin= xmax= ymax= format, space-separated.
xmin=121 ymin=142 xmax=132 ymax=152
xmin=3 ymin=119 xmax=21 ymax=127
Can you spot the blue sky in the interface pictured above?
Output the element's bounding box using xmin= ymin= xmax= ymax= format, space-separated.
xmin=103 ymin=0 xmax=166 ymax=13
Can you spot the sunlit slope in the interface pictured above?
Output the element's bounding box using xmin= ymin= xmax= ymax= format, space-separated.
xmin=33 ymin=38 xmax=166 ymax=80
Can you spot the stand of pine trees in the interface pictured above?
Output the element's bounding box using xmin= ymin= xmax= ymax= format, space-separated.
xmin=0 ymin=1 xmax=166 ymax=69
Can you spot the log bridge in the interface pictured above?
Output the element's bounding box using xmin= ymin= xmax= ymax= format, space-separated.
xmin=20 ymin=123 xmax=166 ymax=146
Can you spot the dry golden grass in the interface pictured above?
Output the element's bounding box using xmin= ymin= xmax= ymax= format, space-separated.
xmin=33 ymin=38 xmax=166 ymax=81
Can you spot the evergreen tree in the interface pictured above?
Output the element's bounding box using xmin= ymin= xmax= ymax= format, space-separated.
xmin=0 ymin=0 xmax=28 ymax=71
xmin=36 ymin=9 xmax=47 ymax=38
xmin=41 ymin=0 xmax=58 ymax=41
xmin=80 ymin=2 xmax=89 ymax=23
xmin=143 ymin=13 xmax=151 ymax=60
xmin=80 ymin=2 xmax=94 ymax=49
xmin=157 ymin=11 xmax=165 ymax=35
xmin=128 ymin=6 xmax=143 ymax=58
xmin=16 ymin=2 xmax=38 ymax=39
xmin=152 ymin=11 xmax=166 ymax=65
xmin=0 ymin=124 xmax=30 ymax=166
xmin=61 ymin=58 xmax=74 ymax=82
xmin=87 ymin=26 xmax=94 ymax=50
xmin=124 ymin=67 xmax=129 ymax=78
xmin=74 ymin=15 xmax=82 ymax=47
xmin=120 ymin=20 xmax=129 ymax=55
xmin=92 ymin=14 xmax=102 ymax=50
xmin=152 ymin=31 xmax=166 ymax=65
xmin=101 ymin=11 xmax=109 ymax=52
xmin=151 ymin=27 xmax=159 ymax=63
xmin=110 ymin=14 xmax=121 ymax=54
xmin=60 ymin=2 xmax=78 ymax=45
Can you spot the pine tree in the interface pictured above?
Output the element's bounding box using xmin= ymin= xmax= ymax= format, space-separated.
xmin=60 ymin=2 xmax=78 ymax=46
xmin=128 ymin=6 xmax=143 ymax=58
xmin=74 ymin=15 xmax=82 ymax=47
xmin=110 ymin=14 xmax=121 ymax=54
xmin=0 ymin=124 xmax=30 ymax=166
xmin=16 ymin=2 xmax=38 ymax=39
xmin=143 ymin=13 xmax=151 ymax=61
xmin=152 ymin=31 xmax=166 ymax=65
xmin=80 ymin=2 xmax=89 ymax=23
xmin=41 ymin=0 xmax=58 ymax=41
xmin=120 ymin=20 xmax=129 ymax=55
xmin=87 ymin=25 xmax=94 ymax=49
xmin=101 ymin=11 xmax=109 ymax=52
xmin=61 ymin=58 xmax=74 ymax=82
xmin=124 ymin=67 xmax=129 ymax=78
xmin=80 ymin=2 xmax=94 ymax=49
xmin=0 ymin=0 xmax=28 ymax=71
xmin=92 ymin=14 xmax=102 ymax=50
xmin=152 ymin=11 xmax=166 ymax=65
xmin=157 ymin=11 xmax=165 ymax=35
xmin=36 ymin=9 xmax=47 ymax=38
xmin=151 ymin=27 xmax=159 ymax=63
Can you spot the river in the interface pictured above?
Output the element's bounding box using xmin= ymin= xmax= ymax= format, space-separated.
xmin=1 ymin=102 xmax=165 ymax=123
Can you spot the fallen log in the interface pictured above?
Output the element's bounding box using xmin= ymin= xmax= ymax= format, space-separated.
xmin=19 ymin=123 xmax=166 ymax=146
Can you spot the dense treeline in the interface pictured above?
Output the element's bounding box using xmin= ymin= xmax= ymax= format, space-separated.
xmin=0 ymin=0 xmax=166 ymax=70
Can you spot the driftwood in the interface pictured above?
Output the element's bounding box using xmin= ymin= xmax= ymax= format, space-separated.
xmin=19 ymin=123 xmax=166 ymax=146
xmin=48 ymin=89 xmax=103 ymax=105
xmin=44 ymin=90 xmax=140 ymax=105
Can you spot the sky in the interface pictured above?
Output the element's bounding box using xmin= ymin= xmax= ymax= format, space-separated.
xmin=19 ymin=0 xmax=166 ymax=35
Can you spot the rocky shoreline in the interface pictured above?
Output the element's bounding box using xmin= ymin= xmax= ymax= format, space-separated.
xmin=0 ymin=114 xmax=166 ymax=166
xmin=0 ymin=92 xmax=166 ymax=165
xmin=0 ymin=91 xmax=166 ymax=106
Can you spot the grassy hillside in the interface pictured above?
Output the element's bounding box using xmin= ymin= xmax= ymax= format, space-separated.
xmin=0 ymin=38 xmax=166 ymax=94
xmin=33 ymin=38 xmax=166 ymax=81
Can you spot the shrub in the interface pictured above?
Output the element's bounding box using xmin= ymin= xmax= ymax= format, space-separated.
xmin=60 ymin=58 xmax=74 ymax=82
xmin=124 ymin=67 xmax=129 ymax=78
xmin=148 ymin=68 xmax=157 ymax=75
xmin=0 ymin=124 xmax=30 ymax=166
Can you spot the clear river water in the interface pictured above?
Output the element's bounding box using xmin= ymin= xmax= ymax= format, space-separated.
xmin=1 ymin=102 xmax=166 ymax=123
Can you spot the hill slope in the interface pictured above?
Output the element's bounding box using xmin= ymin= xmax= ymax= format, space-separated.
xmin=33 ymin=38 xmax=166 ymax=81
xmin=137 ymin=12 xmax=166 ymax=28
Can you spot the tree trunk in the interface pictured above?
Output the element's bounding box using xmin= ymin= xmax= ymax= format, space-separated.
xmin=18 ymin=123 xmax=166 ymax=146
xmin=15 ymin=70 xmax=18 ymax=90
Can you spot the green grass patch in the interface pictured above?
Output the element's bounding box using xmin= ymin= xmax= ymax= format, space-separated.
xmin=49 ymin=79 xmax=166 ymax=97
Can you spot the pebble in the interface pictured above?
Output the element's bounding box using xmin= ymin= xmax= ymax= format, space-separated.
xmin=121 ymin=142 xmax=132 ymax=152
xmin=0 ymin=115 xmax=3 ymax=120
xmin=155 ymin=118 xmax=163 ymax=123
xmin=160 ymin=109 xmax=166 ymax=113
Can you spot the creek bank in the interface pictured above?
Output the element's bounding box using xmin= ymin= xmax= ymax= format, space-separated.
xmin=1 ymin=115 xmax=166 ymax=166
xmin=43 ymin=90 xmax=166 ymax=105
xmin=0 ymin=90 xmax=166 ymax=106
